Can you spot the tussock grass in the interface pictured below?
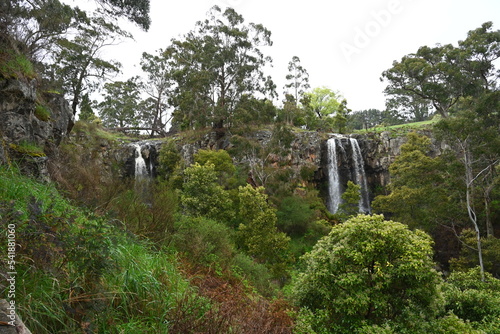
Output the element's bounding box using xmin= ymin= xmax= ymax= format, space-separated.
xmin=0 ymin=50 xmax=36 ymax=80
xmin=0 ymin=166 xmax=198 ymax=333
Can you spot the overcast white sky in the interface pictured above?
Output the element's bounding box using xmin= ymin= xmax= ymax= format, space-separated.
xmin=101 ymin=0 xmax=500 ymax=112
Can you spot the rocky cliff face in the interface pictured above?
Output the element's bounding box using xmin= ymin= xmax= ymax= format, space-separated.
xmin=356 ymin=130 xmax=448 ymax=193
xmin=123 ymin=140 xmax=162 ymax=178
xmin=122 ymin=129 xmax=443 ymax=208
xmin=0 ymin=79 xmax=74 ymax=179
xmin=123 ymin=130 xmax=325 ymax=181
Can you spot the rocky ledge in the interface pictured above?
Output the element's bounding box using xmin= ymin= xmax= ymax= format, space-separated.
xmin=0 ymin=79 xmax=74 ymax=179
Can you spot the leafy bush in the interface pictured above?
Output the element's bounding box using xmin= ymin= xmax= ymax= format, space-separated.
xmin=443 ymin=267 xmax=500 ymax=323
xmin=270 ymin=123 xmax=294 ymax=152
xmin=157 ymin=139 xmax=181 ymax=179
xmin=172 ymin=215 xmax=235 ymax=270
xmin=430 ymin=313 xmax=483 ymax=334
xmin=450 ymin=229 xmax=500 ymax=277
xmin=277 ymin=195 xmax=316 ymax=236
xmin=237 ymin=185 xmax=292 ymax=279
xmin=293 ymin=214 xmax=443 ymax=332
xmin=180 ymin=162 xmax=234 ymax=222
xmin=194 ymin=148 xmax=236 ymax=187
xmin=231 ymin=253 xmax=275 ymax=296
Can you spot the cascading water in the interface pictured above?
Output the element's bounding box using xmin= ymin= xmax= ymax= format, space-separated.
xmin=133 ymin=143 xmax=148 ymax=178
xmin=350 ymin=138 xmax=371 ymax=214
xmin=326 ymin=137 xmax=371 ymax=214
xmin=132 ymin=143 xmax=150 ymax=199
xmin=327 ymin=138 xmax=342 ymax=213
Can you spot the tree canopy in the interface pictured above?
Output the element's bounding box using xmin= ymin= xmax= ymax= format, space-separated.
xmin=293 ymin=214 xmax=443 ymax=333
xmin=166 ymin=6 xmax=275 ymax=130
xmin=382 ymin=22 xmax=500 ymax=118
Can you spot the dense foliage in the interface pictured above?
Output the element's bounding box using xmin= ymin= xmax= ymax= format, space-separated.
xmin=1 ymin=3 xmax=500 ymax=333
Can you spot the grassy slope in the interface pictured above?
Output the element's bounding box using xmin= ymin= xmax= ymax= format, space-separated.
xmin=355 ymin=119 xmax=438 ymax=134
xmin=0 ymin=166 xmax=196 ymax=333
xmin=0 ymin=160 xmax=294 ymax=333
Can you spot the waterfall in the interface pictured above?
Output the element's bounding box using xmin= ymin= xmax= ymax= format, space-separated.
xmin=326 ymin=137 xmax=371 ymax=214
xmin=132 ymin=143 xmax=151 ymax=200
xmin=133 ymin=143 xmax=148 ymax=178
xmin=350 ymin=138 xmax=371 ymax=214
xmin=327 ymin=138 xmax=342 ymax=213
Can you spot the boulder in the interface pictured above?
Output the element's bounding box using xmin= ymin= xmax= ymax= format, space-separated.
xmin=0 ymin=300 xmax=31 ymax=334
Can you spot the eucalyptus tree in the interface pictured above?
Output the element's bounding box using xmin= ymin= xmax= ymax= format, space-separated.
xmin=52 ymin=14 xmax=131 ymax=115
xmin=0 ymin=0 xmax=83 ymax=59
xmin=1 ymin=0 xmax=150 ymax=118
xmin=284 ymin=55 xmax=310 ymax=106
xmin=302 ymin=86 xmax=349 ymax=132
xmin=434 ymin=96 xmax=500 ymax=281
xmin=97 ymin=77 xmax=142 ymax=129
xmin=386 ymin=94 xmax=431 ymax=122
xmin=381 ymin=43 xmax=467 ymax=118
xmin=166 ymin=6 xmax=275 ymax=130
xmin=382 ymin=22 xmax=500 ymax=119
xmin=94 ymin=0 xmax=151 ymax=31
xmin=381 ymin=22 xmax=500 ymax=281
xmin=1 ymin=0 xmax=150 ymax=58
xmin=139 ymin=49 xmax=172 ymax=136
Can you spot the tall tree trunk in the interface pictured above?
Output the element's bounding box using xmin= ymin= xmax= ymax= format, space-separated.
xmin=485 ymin=193 xmax=493 ymax=237
xmin=483 ymin=171 xmax=495 ymax=238
xmin=463 ymin=143 xmax=485 ymax=281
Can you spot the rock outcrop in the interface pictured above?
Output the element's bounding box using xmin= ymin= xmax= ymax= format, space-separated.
xmin=0 ymin=79 xmax=74 ymax=179
xmin=120 ymin=128 xmax=442 ymax=209
xmin=0 ymin=299 xmax=31 ymax=334
xmin=356 ymin=130 xmax=448 ymax=192
xmin=124 ymin=140 xmax=162 ymax=178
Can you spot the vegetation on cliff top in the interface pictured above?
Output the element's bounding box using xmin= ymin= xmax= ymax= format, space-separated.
xmin=1 ymin=1 xmax=500 ymax=333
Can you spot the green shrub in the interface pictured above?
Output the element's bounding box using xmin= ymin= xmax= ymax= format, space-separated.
xmin=277 ymin=195 xmax=316 ymax=236
xmin=450 ymin=229 xmax=500 ymax=277
xmin=299 ymin=164 xmax=317 ymax=181
xmin=172 ymin=215 xmax=235 ymax=269
xmin=430 ymin=313 xmax=483 ymax=334
xmin=270 ymin=123 xmax=295 ymax=152
xmin=231 ymin=253 xmax=275 ymax=296
xmin=293 ymin=215 xmax=443 ymax=332
xmin=35 ymin=103 xmax=51 ymax=121
xmin=194 ymin=148 xmax=236 ymax=187
xmin=443 ymin=267 xmax=500 ymax=323
xmin=157 ymin=139 xmax=181 ymax=179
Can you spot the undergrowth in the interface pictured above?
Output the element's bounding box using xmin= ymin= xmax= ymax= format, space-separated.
xmin=0 ymin=166 xmax=205 ymax=332
xmin=0 ymin=165 xmax=295 ymax=333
